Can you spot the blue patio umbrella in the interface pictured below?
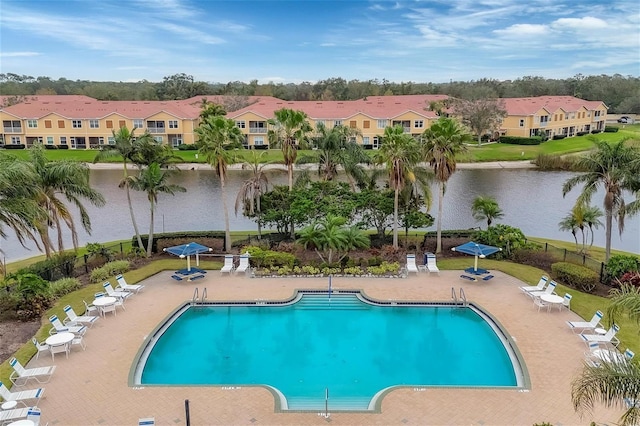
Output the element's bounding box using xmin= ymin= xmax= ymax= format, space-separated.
xmin=163 ymin=242 xmax=212 ymax=272
xmin=451 ymin=242 xmax=502 ymax=272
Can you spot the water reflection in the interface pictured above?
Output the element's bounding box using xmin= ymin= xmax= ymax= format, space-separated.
xmin=2 ymin=168 xmax=638 ymax=262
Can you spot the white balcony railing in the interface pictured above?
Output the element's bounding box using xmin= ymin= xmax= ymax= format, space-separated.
xmin=249 ymin=127 xmax=267 ymax=134
xmin=3 ymin=127 xmax=22 ymax=133
xmin=147 ymin=128 xmax=165 ymax=134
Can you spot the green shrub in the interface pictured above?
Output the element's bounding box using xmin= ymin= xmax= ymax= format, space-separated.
xmin=243 ymin=246 xmax=296 ymax=268
xmin=552 ymin=134 xmax=566 ymax=140
xmin=591 ymin=129 xmax=602 ymax=134
xmin=177 ymin=144 xmax=198 ymax=150
xmin=473 ymin=224 xmax=531 ymax=259
xmin=26 ymin=252 xmax=77 ymax=281
xmin=89 ymin=260 xmax=131 ymax=283
xmin=533 ymin=154 xmax=579 ymax=171
xmin=0 ymin=292 xmax=20 ymax=320
xmin=86 ymin=242 xmax=114 ymax=263
xmin=551 ymin=261 xmax=599 ymax=293
xmin=50 ymin=277 xmax=82 ymax=298
xmin=605 ymin=254 xmax=640 ymax=283
xmin=603 ymin=126 xmax=619 ymax=133
xmin=576 ymin=131 xmax=589 ymax=136
xmin=499 ymin=136 xmax=543 ymax=145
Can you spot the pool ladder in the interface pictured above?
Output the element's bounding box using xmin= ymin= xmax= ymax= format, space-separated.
xmin=451 ymin=287 xmax=467 ymax=307
xmin=191 ymin=287 xmax=208 ymax=305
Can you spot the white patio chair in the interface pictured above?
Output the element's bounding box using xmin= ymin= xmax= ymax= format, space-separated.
xmin=0 ymin=381 xmax=44 ymax=407
xmin=63 ymin=304 xmax=98 ymax=327
xmin=425 ymin=253 xmax=440 ymax=274
xmin=9 ymin=357 xmax=56 ymax=386
xmin=561 ymin=293 xmax=572 ymax=311
xmin=49 ymin=341 xmax=70 ymax=361
xmin=567 ymin=310 xmax=603 ymax=334
xmin=71 ymin=334 xmax=87 ymax=351
xmin=405 ymin=254 xmax=419 ymax=274
xmin=83 ymin=300 xmax=99 ymax=316
xmin=48 ymin=314 xmax=87 ymax=336
xmin=235 ymin=253 xmax=251 ymax=274
xmin=27 ymin=406 xmax=43 ymax=425
xmin=116 ymin=274 xmax=145 ymax=293
xmin=220 ymin=255 xmax=235 ymax=274
xmin=533 ymin=296 xmax=548 ymax=312
xmin=32 ymin=338 xmax=49 ymax=360
xmin=94 ymin=292 xmax=121 ymax=316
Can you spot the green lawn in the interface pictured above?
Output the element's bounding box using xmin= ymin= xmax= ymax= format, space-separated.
xmin=3 ymin=123 xmax=639 ymax=164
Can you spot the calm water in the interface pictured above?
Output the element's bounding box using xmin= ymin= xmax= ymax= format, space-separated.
xmin=1 ymin=167 xmax=639 ymax=262
xmin=139 ymin=294 xmax=518 ymax=410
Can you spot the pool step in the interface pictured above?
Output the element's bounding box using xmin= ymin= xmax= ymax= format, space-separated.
xmin=295 ymin=294 xmax=368 ymax=310
xmin=287 ymin=396 xmax=370 ymax=411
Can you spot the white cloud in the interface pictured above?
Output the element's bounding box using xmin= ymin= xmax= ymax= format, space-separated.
xmin=162 ymin=23 xmax=226 ymax=45
xmin=552 ymin=16 xmax=608 ymax=30
xmin=493 ymin=23 xmax=548 ymax=37
xmin=0 ymin=51 xmax=40 ymax=57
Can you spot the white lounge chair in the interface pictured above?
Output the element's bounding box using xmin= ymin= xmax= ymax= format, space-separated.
xmin=27 ymin=407 xmax=42 ymax=425
xmin=139 ymin=417 xmax=156 ymax=425
xmin=221 ymin=255 xmax=235 ymax=274
xmin=103 ymin=281 xmax=133 ymax=301
xmin=31 ymin=338 xmax=49 ymax=360
xmin=116 ymin=274 xmax=145 ymax=293
xmin=0 ymin=381 xmax=44 ymax=407
xmin=0 ymin=405 xmax=32 ymax=424
xmin=236 ymin=253 xmax=251 ymax=274
xmin=580 ymin=324 xmax=620 ymax=347
xmin=567 ymin=310 xmax=603 ymax=334
xmin=520 ymin=275 xmax=548 ymax=296
xmin=9 ymin=358 xmax=56 ymax=386
xmin=529 ymin=281 xmax=557 ymax=298
xmin=63 ymin=305 xmax=98 ymax=327
xmin=406 ymin=254 xmax=419 ymax=274
xmin=425 ymin=253 xmax=440 ymax=274
xmin=48 ymin=315 xmax=87 ymax=336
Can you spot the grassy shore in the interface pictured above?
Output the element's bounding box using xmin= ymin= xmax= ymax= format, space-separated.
xmin=4 ymin=123 xmax=638 ymax=164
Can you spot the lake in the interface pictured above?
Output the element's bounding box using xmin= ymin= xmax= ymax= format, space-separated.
xmin=1 ymin=167 xmax=638 ymax=263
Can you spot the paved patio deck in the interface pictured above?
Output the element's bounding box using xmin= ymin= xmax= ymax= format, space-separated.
xmin=18 ymin=270 xmax=623 ymax=425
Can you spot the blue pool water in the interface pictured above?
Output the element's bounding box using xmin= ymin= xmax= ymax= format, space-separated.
xmin=138 ymin=293 xmax=521 ymax=410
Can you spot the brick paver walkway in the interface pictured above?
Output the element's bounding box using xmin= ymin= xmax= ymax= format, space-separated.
xmin=18 ymin=270 xmax=622 ymax=425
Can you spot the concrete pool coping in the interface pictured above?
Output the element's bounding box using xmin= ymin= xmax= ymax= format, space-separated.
xmin=22 ymin=270 xmax=623 ymax=425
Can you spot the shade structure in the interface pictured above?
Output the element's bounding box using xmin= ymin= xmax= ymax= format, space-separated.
xmin=451 ymin=241 xmax=502 ymax=272
xmin=163 ymin=242 xmax=212 ymax=272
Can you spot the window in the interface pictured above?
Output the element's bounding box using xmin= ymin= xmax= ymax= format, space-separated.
xmin=373 ymin=136 xmax=381 ymax=149
xmin=89 ymin=119 xmax=99 ymax=129
xmin=539 ymin=116 xmax=549 ymax=123
xmin=36 ymin=136 xmax=43 ymax=144
xmin=98 ymin=137 xmax=105 ymax=145
xmin=554 ymin=114 xmax=557 ymax=121
xmin=254 ymin=136 xmax=264 ymax=146
xmin=316 ymin=120 xmax=325 ymax=127
xmin=107 ymin=136 xmax=115 ymax=145
xmin=153 ymin=136 xmax=163 ymax=143
xmin=349 ymin=121 xmax=357 ymax=128
xmin=60 ymin=136 xmax=67 ymax=145
xmin=106 ymin=120 xmax=113 ymax=129
xmin=414 ymin=120 xmax=424 ymax=129
xmin=119 ymin=120 xmax=126 ymax=128
xmin=27 ymin=120 xmax=38 ymax=128
xmin=594 ymin=111 xmax=601 ymax=117
xmin=235 ymin=121 xmax=246 ymax=129
xmin=363 ymin=136 xmax=370 ymax=145
xmin=133 ymin=119 xmax=144 ymax=129
xmin=58 ymin=120 xmax=65 ymax=128
xmin=3 ymin=120 xmax=21 ymax=132
xmin=10 ymin=136 xmax=21 ymax=144
xmin=168 ymin=120 xmax=178 ymax=129
xmin=45 ymin=120 xmax=52 ymax=128
xmin=72 ymin=120 xmax=82 ymax=128
xmin=519 ymin=119 xmax=524 ymax=127
xmin=70 ymin=137 xmax=77 ymax=148
xmin=377 ymin=119 xmax=387 ymax=129
xmin=171 ymin=136 xmax=183 ymax=147
xmin=147 ymin=121 xmax=165 ymax=133
xmin=46 ymin=136 xmax=54 ymax=145
xmin=333 ymin=120 xmax=342 ymax=127
xmin=363 ymin=120 xmax=370 ymax=129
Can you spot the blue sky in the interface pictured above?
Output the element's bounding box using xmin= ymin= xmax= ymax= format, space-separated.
xmin=1 ymin=0 xmax=639 ymax=84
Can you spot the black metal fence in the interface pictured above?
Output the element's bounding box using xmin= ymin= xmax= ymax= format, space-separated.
xmin=526 ymin=239 xmax=606 ymax=282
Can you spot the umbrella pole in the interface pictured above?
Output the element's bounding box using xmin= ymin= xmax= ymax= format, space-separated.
xmin=196 ymin=253 xmax=200 ymax=267
xmin=187 ymin=256 xmax=191 ymax=272
xmin=474 ymin=255 xmax=478 ymax=272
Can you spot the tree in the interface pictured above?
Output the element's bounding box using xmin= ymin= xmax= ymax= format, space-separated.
xmin=26 ymin=144 xmax=105 ymax=257
xmin=94 ymin=126 xmax=153 ymax=251
xmin=453 ymin=98 xmax=507 ymax=144
xmin=156 ymin=73 xmax=207 ymax=100
xmin=422 ymin=117 xmax=473 ymax=253
xmin=235 ymin=151 xmax=281 ymax=239
xmin=298 ymin=122 xmax=369 ymax=187
xmin=471 ymin=195 xmax=504 ymax=228
xmin=558 ymin=211 xmax=580 ymax=251
xmin=268 ymin=108 xmax=313 ymax=238
xmin=297 ymin=215 xmax=369 ymax=264
xmin=562 ymin=139 xmax=640 ymax=261
xmin=375 ymin=125 xmax=422 ymax=249
xmin=571 ymin=284 xmax=640 ymax=426
xmin=198 ymin=99 xmax=227 ymax=121
xmin=196 ymin=115 xmax=244 ymax=252
xmin=124 ymin=163 xmax=185 ymax=257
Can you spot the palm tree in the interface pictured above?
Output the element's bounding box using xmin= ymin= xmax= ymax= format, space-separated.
xmin=583 ymin=204 xmax=604 ymax=251
xmin=124 ymin=163 xmax=186 ymax=257
xmin=235 ymin=151 xmax=281 ymax=239
xmin=558 ymin=212 xmax=580 ymax=251
xmin=375 ymin=125 xmax=422 ymax=249
xmin=297 ymin=215 xmax=369 ymax=264
xmin=196 ymin=115 xmax=244 ymax=252
xmin=298 ymin=122 xmax=369 ymax=188
xmin=422 ymin=117 xmax=473 ymax=253
xmin=572 ymin=283 xmax=640 ymax=425
xmin=563 ymin=138 xmax=640 ymax=261
xmin=94 ymin=126 xmax=150 ymax=250
xmin=268 ymin=108 xmax=312 ymax=191
xmin=28 ymin=144 xmax=105 ymax=257
xmin=471 ymin=195 xmax=504 ymax=228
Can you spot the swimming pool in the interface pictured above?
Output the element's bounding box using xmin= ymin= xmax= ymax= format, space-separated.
xmin=132 ymin=290 xmax=528 ymax=411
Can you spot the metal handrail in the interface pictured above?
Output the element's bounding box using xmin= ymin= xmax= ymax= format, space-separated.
xmin=192 ymin=288 xmax=198 ymax=305
xmin=451 ymin=287 xmax=458 ymax=305
xmin=201 ymin=287 xmax=208 ymax=303
xmin=459 ymin=288 xmax=467 ymax=307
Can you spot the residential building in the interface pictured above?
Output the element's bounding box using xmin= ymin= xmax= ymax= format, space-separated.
xmin=0 ymin=94 xmax=607 ymax=149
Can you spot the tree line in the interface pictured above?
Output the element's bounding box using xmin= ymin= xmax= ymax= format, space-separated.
xmin=1 ymin=72 xmax=638 ymax=113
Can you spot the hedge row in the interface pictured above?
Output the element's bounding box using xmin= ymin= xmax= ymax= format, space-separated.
xmin=551 ymin=261 xmax=599 ymax=293
xmin=499 ymin=136 xmax=543 ymax=145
